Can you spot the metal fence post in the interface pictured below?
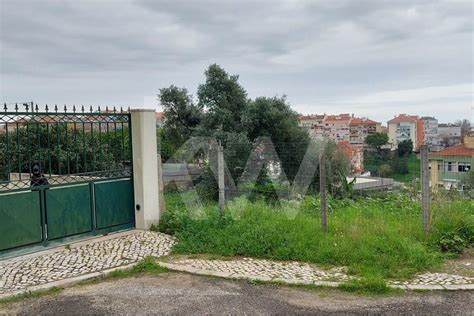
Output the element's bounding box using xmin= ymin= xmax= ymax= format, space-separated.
xmin=218 ymin=144 xmax=225 ymax=212
xmin=421 ymin=145 xmax=431 ymax=234
xmin=319 ymin=149 xmax=327 ymax=232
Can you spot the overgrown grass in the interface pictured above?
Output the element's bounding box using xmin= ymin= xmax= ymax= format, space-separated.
xmin=106 ymin=256 xmax=168 ymax=278
xmin=160 ymin=191 xmax=473 ymax=291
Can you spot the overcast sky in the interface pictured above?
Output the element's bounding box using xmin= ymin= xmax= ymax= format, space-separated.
xmin=1 ymin=0 xmax=472 ymax=124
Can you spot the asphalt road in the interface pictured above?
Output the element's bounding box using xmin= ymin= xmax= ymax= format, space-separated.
xmin=2 ymin=273 xmax=473 ymax=315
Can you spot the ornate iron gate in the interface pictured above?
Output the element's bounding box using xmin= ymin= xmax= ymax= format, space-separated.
xmin=0 ymin=103 xmax=134 ymax=254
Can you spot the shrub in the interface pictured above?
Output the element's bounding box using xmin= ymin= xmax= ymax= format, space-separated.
xmin=429 ymin=199 xmax=474 ymax=253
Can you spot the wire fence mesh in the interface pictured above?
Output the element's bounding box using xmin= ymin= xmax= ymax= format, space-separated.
xmin=159 ymin=136 xmax=473 ymax=233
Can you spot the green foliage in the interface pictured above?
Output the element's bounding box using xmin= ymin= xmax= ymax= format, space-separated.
xmin=429 ymin=199 xmax=474 ymax=253
xmin=397 ymin=139 xmax=413 ymax=157
xmin=107 ymin=256 xmax=168 ymax=278
xmin=365 ymin=132 xmax=388 ymax=151
xmin=159 ymin=85 xmax=202 ymax=149
xmin=0 ymin=287 xmax=63 ymax=306
xmin=157 ymin=128 xmax=177 ymax=161
xmin=363 ymin=149 xmax=390 ymax=176
xmin=339 ymin=274 xmax=392 ymax=294
xmin=378 ymin=164 xmax=392 ymax=177
xmin=0 ymin=124 xmax=130 ymax=181
xmin=149 ymin=223 xmax=160 ymax=232
xmin=391 ymin=155 xmax=409 ymax=174
xmin=161 ymin=192 xmax=473 ymax=283
xmin=242 ymin=96 xmax=309 ymax=146
xmin=198 ymin=64 xmax=248 ymax=132
xmin=463 ymin=170 xmax=474 ymax=191
xmin=157 ymin=64 xmax=349 ymax=200
xmin=364 ymin=150 xmax=419 ymax=182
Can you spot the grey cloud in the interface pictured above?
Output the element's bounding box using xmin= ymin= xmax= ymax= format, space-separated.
xmin=0 ymin=0 xmax=472 ymax=122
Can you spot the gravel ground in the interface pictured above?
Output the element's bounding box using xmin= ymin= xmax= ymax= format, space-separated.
xmin=2 ymin=273 xmax=473 ymax=315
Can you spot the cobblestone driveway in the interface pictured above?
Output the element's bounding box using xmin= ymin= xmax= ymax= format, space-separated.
xmin=0 ymin=231 xmax=174 ymax=296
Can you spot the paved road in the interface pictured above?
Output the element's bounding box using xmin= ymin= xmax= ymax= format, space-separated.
xmin=2 ymin=273 xmax=473 ymax=315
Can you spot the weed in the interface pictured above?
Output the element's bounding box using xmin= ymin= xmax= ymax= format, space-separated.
xmin=0 ymin=287 xmax=63 ymax=307
xmin=149 ymin=224 xmax=160 ymax=232
xmin=339 ymin=275 xmax=394 ymax=294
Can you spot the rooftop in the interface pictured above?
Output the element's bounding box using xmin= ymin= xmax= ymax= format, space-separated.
xmin=431 ymin=144 xmax=474 ymax=156
xmin=387 ymin=114 xmax=419 ymax=123
xmin=325 ymin=114 xmax=353 ymax=122
xmin=350 ymin=117 xmax=379 ymax=125
xmin=299 ymin=114 xmax=325 ymax=120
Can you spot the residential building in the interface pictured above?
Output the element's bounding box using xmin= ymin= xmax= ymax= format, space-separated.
xmin=298 ymin=114 xmax=328 ymax=138
xmin=421 ymin=116 xmax=442 ymax=151
xmin=387 ymin=114 xmax=424 ymax=150
xmin=298 ymin=114 xmax=324 ymax=129
xmin=349 ymin=117 xmax=381 ymax=144
xmin=324 ymin=113 xmax=353 ymax=142
xmin=437 ymin=123 xmax=462 ymax=148
xmin=429 ymin=135 xmax=474 ymax=191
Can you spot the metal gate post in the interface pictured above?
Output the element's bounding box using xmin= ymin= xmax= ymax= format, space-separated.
xmin=130 ymin=109 xmax=161 ymax=229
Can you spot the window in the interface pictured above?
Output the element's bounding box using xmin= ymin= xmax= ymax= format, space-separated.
xmin=458 ymin=163 xmax=471 ymax=173
xmin=447 ymin=162 xmax=453 ymax=172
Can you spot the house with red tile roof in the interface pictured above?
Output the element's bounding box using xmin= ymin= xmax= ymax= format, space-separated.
xmin=429 ymin=135 xmax=474 ymax=191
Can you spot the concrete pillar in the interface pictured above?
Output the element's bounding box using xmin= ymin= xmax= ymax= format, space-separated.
xmin=130 ymin=109 xmax=160 ymax=229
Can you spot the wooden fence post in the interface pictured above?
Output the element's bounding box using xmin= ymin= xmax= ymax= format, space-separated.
xmin=421 ymin=145 xmax=431 ymax=234
xmin=218 ymin=144 xmax=225 ymax=212
xmin=319 ymin=149 xmax=327 ymax=232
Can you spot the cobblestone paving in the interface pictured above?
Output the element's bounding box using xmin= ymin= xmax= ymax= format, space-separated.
xmin=0 ymin=231 xmax=174 ymax=295
xmin=160 ymin=257 xmax=352 ymax=284
xmin=390 ymin=272 xmax=474 ymax=286
xmin=159 ymin=257 xmax=474 ymax=290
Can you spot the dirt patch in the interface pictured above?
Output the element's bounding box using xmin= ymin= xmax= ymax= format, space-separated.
xmin=435 ymin=248 xmax=474 ymax=278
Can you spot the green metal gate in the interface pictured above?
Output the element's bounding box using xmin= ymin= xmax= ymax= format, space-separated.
xmin=0 ymin=103 xmax=135 ymax=255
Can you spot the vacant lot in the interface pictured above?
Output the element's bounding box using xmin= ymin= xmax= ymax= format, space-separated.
xmin=160 ymin=192 xmax=473 ymax=290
